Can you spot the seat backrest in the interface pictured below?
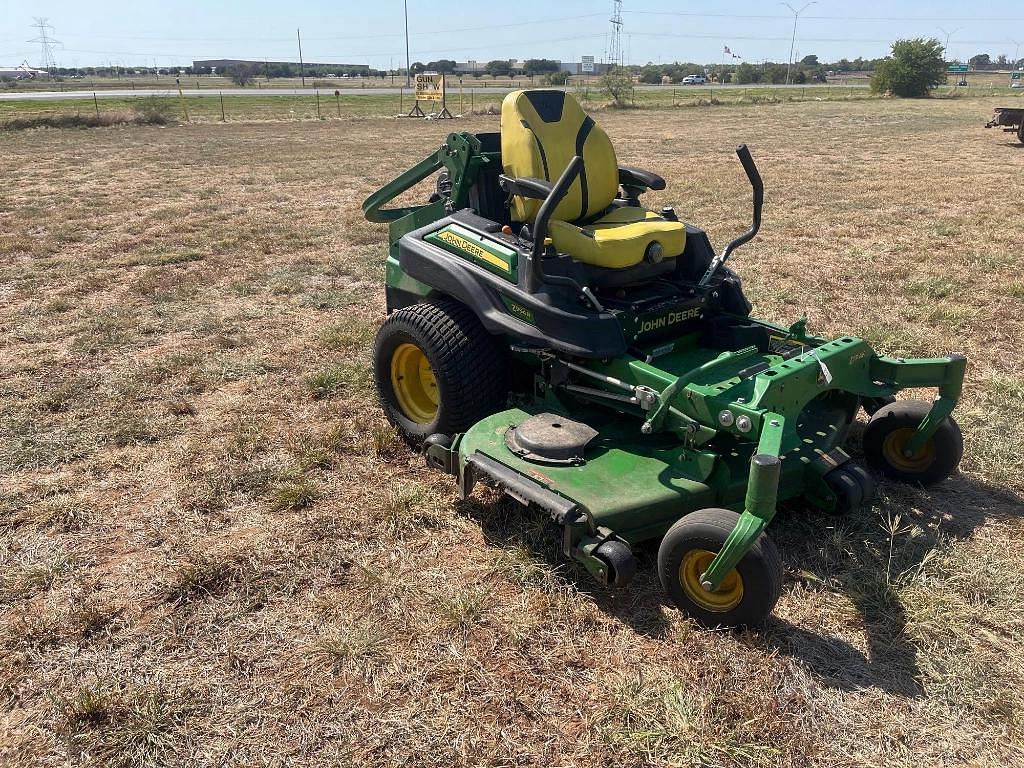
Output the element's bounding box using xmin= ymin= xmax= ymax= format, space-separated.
xmin=500 ymin=90 xmax=618 ymax=224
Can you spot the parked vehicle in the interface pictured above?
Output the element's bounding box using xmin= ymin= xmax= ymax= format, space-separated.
xmin=681 ymin=74 xmax=707 ymax=85
xmin=986 ymin=106 xmax=1024 ymax=144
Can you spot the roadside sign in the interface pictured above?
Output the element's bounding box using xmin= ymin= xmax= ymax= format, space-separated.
xmin=406 ymin=72 xmax=453 ymax=119
xmin=414 ymin=72 xmax=444 ymax=101
xmin=947 ymin=64 xmax=969 ymax=73
xmin=581 ymin=55 xmax=595 ymax=74
xmin=1012 ymin=72 xmax=1021 ymax=81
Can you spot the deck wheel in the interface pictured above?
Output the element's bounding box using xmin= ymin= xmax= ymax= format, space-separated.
xmin=862 ymin=400 xmax=963 ymax=486
xmin=657 ymin=508 xmax=783 ymax=628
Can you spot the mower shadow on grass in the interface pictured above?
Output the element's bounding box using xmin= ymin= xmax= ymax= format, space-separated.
xmin=456 ymin=473 xmax=1024 ymax=698
xmin=761 ymin=474 xmax=1024 ymax=697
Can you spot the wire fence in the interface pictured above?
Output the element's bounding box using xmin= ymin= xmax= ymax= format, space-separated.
xmin=1 ymin=82 xmax=1021 ymax=128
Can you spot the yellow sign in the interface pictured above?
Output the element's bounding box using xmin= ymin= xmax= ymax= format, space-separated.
xmin=415 ymin=72 xmax=445 ymax=101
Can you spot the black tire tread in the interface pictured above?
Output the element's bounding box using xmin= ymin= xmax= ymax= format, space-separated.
xmin=374 ymin=299 xmax=506 ymax=442
xmin=862 ymin=399 xmax=963 ymax=486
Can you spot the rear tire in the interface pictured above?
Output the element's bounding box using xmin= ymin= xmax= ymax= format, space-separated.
xmin=658 ymin=508 xmax=783 ymax=628
xmin=862 ymin=400 xmax=963 ymax=486
xmin=373 ymin=300 xmax=507 ymax=445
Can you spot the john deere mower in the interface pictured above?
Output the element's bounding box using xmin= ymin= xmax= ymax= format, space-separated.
xmin=362 ymin=90 xmax=966 ymax=627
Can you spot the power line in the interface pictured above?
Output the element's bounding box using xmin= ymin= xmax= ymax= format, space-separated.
xmin=24 ymin=13 xmax=609 ymax=45
xmin=626 ymin=9 xmax=1024 ymax=22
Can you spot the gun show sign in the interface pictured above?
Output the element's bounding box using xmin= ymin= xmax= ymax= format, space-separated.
xmin=407 ymin=72 xmax=454 ymax=118
xmin=415 ymin=72 xmax=445 ymax=101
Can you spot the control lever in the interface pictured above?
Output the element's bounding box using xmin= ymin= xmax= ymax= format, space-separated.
xmin=699 ymin=144 xmax=764 ymax=286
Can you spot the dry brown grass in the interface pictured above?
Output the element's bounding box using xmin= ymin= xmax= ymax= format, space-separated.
xmin=1 ymin=97 xmax=1022 ymax=767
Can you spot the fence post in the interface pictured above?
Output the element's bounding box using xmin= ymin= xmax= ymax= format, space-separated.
xmin=93 ymin=92 xmax=100 ymax=119
xmin=220 ymin=92 xmax=226 ymax=122
xmin=316 ymin=89 xmax=321 ymax=118
xmin=335 ymin=90 xmax=341 ymax=117
xmin=400 ymin=87 xmax=403 ymax=115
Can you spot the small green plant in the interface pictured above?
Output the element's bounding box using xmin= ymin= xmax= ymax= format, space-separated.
xmin=600 ymin=69 xmax=635 ymax=107
xmin=270 ymin=477 xmax=321 ymax=511
xmin=132 ymin=97 xmax=174 ymax=124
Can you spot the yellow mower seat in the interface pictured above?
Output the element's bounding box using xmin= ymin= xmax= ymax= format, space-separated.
xmin=548 ymin=207 xmax=686 ymax=270
xmin=501 ymin=89 xmax=685 ymax=270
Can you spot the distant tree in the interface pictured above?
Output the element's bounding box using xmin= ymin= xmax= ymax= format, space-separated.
xmin=800 ymin=54 xmax=819 ymax=66
xmin=410 ymin=61 xmax=426 ymax=74
xmin=485 ymin=59 xmax=512 ymax=76
xmin=871 ymin=38 xmax=947 ymax=97
xmin=426 ymin=59 xmax=457 ymax=73
xmin=600 ymin=68 xmax=634 ymax=107
xmin=544 ymin=70 xmax=570 ymax=85
xmin=733 ymin=62 xmax=761 ymax=84
xmin=524 ymin=58 xmax=560 ymax=75
xmin=969 ymin=53 xmax=991 ymax=69
xmin=995 ymin=54 xmax=1009 ymax=67
xmin=764 ymin=64 xmax=789 ymax=84
xmin=227 ymin=63 xmax=257 ymax=86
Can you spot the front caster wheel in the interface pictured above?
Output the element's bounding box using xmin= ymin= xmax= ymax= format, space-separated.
xmin=657 ymin=508 xmax=783 ymax=628
xmin=862 ymin=400 xmax=963 ymax=486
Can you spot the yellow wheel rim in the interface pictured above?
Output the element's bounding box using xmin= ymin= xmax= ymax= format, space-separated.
xmin=881 ymin=427 xmax=935 ymax=472
xmin=679 ymin=549 xmax=744 ymax=613
xmin=389 ymin=343 xmax=438 ymax=424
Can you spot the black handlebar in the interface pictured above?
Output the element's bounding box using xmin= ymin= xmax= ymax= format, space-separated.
xmin=719 ymin=144 xmax=763 ymax=264
xmin=525 ymin=155 xmax=584 ymax=293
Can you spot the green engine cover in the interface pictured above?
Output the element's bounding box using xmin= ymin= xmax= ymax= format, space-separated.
xmin=424 ymin=223 xmax=519 ymax=282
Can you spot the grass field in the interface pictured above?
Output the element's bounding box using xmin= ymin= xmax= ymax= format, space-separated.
xmin=1 ymin=96 xmax=1023 ymax=767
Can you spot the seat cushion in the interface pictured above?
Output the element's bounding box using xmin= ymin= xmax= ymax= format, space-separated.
xmin=549 ymin=207 xmax=687 ymax=269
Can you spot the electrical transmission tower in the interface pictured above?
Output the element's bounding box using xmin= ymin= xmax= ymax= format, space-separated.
xmin=28 ymin=18 xmax=60 ymax=79
xmin=608 ymin=0 xmax=624 ymax=70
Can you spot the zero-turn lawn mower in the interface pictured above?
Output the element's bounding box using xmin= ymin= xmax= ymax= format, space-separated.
xmin=362 ymin=89 xmax=966 ymax=627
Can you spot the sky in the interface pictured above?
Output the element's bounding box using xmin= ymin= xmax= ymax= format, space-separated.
xmin=2 ymin=1 xmax=1023 ymax=70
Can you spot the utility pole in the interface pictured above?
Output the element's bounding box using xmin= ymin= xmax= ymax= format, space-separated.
xmin=404 ymin=0 xmax=412 ymax=88
xmin=781 ymin=2 xmax=815 ymax=86
xmin=297 ymin=28 xmax=306 ymax=88
xmin=28 ymin=18 xmax=60 ymax=80
xmin=1011 ymin=40 xmax=1021 ymax=67
xmin=608 ymin=0 xmax=624 ymax=70
xmin=938 ymin=27 xmax=962 ymax=60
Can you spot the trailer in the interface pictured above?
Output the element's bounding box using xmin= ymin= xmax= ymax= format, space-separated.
xmin=986 ymin=107 xmax=1024 ymax=144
